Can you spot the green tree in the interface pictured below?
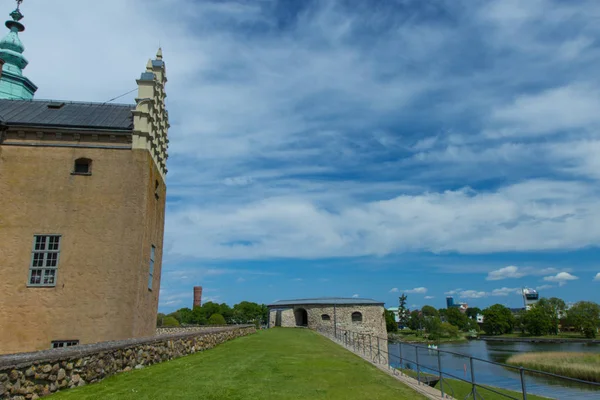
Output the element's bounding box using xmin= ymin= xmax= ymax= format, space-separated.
xmin=482 ymin=304 xmax=515 ymax=335
xmin=440 ymin=322 xmax=460 ymax=338
xmin=465 ymin=307 xmax=482 ymax=320
xmin=566 ymin=301 xmax=600 ymax=338
xmin=233 ymin=301 xmax=265 ymax=324
xmin=407 ymin=310 xmax=423 ymax=332
xmin=156 ymin=313 xmax=166 ymax=327
xmin=162 ymin=316 xmax=180 ymax=327
xmin=398 ymin=294 xmax=409 ymax=328
xmin=421 ymin=305 xmax=439 ymax=318
xmin=446 ymin=307 xmax=469 ymax=331
xmin=537 ymin=297 xmax=566 ymax=335
xmin=385 ymin=310 xmax=398 ymax=333
xmin=424 ymin=316 xmax=442 ymax=340
xmin=208 ymin=313 xmax=227 ymax=325
xmin=522 ymin=305 xmax=553 ymax=336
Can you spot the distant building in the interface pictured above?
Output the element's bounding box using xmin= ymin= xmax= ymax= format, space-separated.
xmin=268 ymin=298 xmax=387 ymax=340
xmin=476 ymin=314 xmax=484 ymax=324
xmin=522 ymin=288 xmax=539 ymax=311
xmin=446 ymin=296 xmax=468 ymax=313
xmin=0 ymin=2 xmax=169 ymax=354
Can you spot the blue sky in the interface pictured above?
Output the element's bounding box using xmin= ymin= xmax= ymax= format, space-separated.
xmin=15 ymin=0 xmax=600 ymax=312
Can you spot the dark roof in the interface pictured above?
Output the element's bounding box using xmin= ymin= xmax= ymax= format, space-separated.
xmin=268 ymin=297 xmax=384 ymax=307
xmin=0 ymin=99 xmax=134 ymax=131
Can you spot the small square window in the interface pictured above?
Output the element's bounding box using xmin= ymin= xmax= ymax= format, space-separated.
xmin=51 ymin=340 xmax=79 ymax=349
xmin=72 ymin=158 xmax=92 ymax=175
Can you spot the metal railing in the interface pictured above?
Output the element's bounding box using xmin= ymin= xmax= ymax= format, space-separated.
xmin=318 ymin=327 xmax=600 ymax=400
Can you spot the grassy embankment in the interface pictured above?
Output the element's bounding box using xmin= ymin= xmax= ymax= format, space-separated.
xmin=506 ymin=352 xmax=600 ymax=383
xmin=398 ymin=368 xmax=551 ymax=400
xmin=49 ymin=328 xmax=426 ymax=400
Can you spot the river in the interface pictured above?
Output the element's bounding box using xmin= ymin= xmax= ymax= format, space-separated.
xmin=387 ymin=339 xmax=599 ymax=400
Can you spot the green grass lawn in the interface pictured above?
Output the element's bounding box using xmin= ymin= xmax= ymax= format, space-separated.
xmin=49 ymin=328 xmax=425 ymax=400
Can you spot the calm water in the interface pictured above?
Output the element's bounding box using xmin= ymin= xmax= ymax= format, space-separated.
xmin=387 ymin=340 xmax=600 ymax=400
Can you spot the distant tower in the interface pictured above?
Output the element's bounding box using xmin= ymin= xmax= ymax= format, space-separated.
xmin=0 ymin=0 xmax=38 ymax=99
xmin=446 ymin=296 xmax=455 ymax=308
xmin=522 ymin=288 xmax=539 ymax=311
xmin=193 ymin=286 xmax=203 ymax=308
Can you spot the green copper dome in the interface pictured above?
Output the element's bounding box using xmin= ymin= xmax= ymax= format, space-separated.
xmin=0 ymin=1 xmax=37 ymax=100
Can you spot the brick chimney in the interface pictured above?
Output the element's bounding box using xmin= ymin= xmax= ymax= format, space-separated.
xmin=193 ymin=286 xmax=203 ymax=308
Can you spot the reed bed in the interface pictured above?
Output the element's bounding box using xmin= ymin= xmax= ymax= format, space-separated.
xmin=506 ymin=352 xmax=600 ymax=383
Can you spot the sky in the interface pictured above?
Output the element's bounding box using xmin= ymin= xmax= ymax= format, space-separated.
xmin=10 ymin=0 xmax=600 ymax=312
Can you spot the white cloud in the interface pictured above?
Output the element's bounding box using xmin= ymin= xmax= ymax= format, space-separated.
xmin=490 ymin=287 xmax=521 ymax=297
xmin=166 ymin=179 xmax=600 ymax=260
xmin=424 ymin=296 xmax=435 ymax=300
xmin=489 ymin=85 xmax=600 ymax=138
xmin=352 ymin=294 xmax=359 ymax=298
xmin=594 ymin=273 xmax=600 ymax=282
xmin=535 ymin=285 xmax=554 ymax=290
xmin=389 ymin=288 xmax=399 ymax=293
xmin=543 ymin=272 xmax=579 ymax=287
xmin=403 ymin=287 xmax=428 ymax=294
xmin=486 ymin=266 xmax=559 ymax=281
xmin=236 ymin=277 xmax=246 ymax=283
xmin=459 ymin=290 xmax=487 ymax=299
xmin=445 ymin=289 xmax=462 ymax=296
xmin=486 ymin=266 xmax=524 ymax=280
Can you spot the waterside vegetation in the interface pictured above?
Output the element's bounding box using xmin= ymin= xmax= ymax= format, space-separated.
xmin=506 ymin=352 xmax=600 ymax=383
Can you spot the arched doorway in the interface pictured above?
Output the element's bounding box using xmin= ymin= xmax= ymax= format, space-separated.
xmin=294 ymin=308 xmax=308 ymax=327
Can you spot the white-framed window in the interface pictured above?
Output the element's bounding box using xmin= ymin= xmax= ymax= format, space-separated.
xmin=148 ymin=245 xmax=156 ymax=290
xmin=29 ymin=235 xmax=61 ymax=287
xmin=51 ymin=340 xmax=79 ymax=349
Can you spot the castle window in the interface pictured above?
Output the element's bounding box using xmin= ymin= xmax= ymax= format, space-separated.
xmin=148 ymin=245 xmax=156 ymax=290
xmin=321 ymin=314 xmax=331 ymax=321
xmin=352 ymin=312 xmax=363 ymax=323
xmin=28 ymin=235 xmax=61 ymax=287
xmin=51 ymin=340 xmax=79 ymax=349
xmin=72 ymin=158 xmax=92 ymax=175
xmin=155 ymin=180 xmax=160 ymax=199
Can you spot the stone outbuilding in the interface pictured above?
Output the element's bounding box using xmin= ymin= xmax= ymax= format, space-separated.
xmin=267 ymin=298 xmax=387 ymax=340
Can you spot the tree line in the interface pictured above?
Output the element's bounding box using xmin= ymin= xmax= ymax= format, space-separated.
xmin=387 ymin=294 xmax=600 ymax=339
xmin=157 ymin=301 xmax=269 ymax=328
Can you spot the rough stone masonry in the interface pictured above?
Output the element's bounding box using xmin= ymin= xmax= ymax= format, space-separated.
xmin=0 ymin=325 xmax=255 ymax=399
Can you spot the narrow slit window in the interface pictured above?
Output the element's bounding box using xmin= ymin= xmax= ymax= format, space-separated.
xmin=148 ymin=245 xmax=156 ymax=290
xmin=51 ymin=340 xmax=79 ymax=349
xmin=73 ymin=158 xmax=92 ymax=175
xmin=154 ymin=180 xmax=160 ymax=199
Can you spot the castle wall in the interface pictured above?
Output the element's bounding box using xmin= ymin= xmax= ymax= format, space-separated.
xmin=268 ymin=304 xmax=387 ymax=340
xmin=0 ymin=142 xmax=165 ymax=354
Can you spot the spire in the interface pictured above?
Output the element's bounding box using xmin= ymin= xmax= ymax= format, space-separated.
xmin=0 ymin=0 xmax=37 ymax=99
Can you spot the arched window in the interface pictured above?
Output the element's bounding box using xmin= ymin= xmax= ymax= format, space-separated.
xmin=321 ymin=314 xmax=331 ymax=321
xmin=73 ymin=158 xmax=92 ymax=175
xmin=352 ymin=312 xmax=363 ymax=323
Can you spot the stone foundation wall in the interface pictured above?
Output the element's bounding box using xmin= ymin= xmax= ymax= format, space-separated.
xmin=0 ymin=325 xmax=255 ymax=399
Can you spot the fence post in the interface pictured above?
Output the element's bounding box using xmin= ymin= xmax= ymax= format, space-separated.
xmin=370 ymin=335 xmax=373 ymax=360
xmin=398 ymin=342 xmax=402 ymax=375
xmin=353 ymin=332 xmax=356 ymax=352
xmin=470 ymin=357 xmax=476 ymax=399
xmin=520 ymin=367 xmax=528 ymax=400
xmin=415 ymin=346 xmax=420 ymax=385
xmin=377 ymin=336 xmax=381 ymax=364
xmin=437 ymin=349 xmax=444 ymax=398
